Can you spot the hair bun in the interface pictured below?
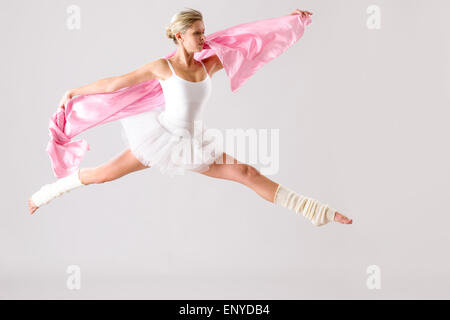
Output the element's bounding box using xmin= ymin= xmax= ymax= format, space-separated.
xmin=165 ymin=26 xmax=174 ymax=40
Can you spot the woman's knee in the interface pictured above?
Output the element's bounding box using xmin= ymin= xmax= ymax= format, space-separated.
xmin=237 ymin=164 xmax=261 ymax=182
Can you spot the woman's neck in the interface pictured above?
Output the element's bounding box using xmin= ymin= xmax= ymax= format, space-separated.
xmin=171 ymin=47 xmax=197 ymax=67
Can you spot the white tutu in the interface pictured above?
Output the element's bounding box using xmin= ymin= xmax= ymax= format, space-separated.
xmin=120 ymin=107 xmax=224 ymax=177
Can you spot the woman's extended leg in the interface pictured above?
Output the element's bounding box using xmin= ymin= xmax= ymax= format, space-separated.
xmin=28 ymin=149 xmax=150 ymax=214
xmin=197 ymin=152 xmax=352 ymax=226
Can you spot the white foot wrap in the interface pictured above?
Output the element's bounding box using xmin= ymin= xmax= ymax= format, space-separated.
xmin=273 ymin=184 xmax=336 ymax=226
xmin=31 ymin=169 xmax=85 ymax=207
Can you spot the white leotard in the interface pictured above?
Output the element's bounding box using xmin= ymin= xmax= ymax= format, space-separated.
xmin=120 ymin=57 xmax=221 ymax=176
xmin=158 ymin=58 xmax=212 ymax=134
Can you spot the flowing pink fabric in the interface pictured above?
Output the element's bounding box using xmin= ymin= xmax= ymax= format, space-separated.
xmin=46 ymin=14 xmax=312 ymax=178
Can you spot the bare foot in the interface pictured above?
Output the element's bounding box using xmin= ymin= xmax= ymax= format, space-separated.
xmin=28 ymin=198 xmax=39 ymax=215
xmin=334 ymin=211 xmax=352 ymax=224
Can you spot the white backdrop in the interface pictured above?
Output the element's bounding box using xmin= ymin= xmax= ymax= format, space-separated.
xmin=1 ymin=0 xmax=449 ymax=299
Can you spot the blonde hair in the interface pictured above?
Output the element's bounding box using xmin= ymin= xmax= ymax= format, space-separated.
xmin=165 ymin=8 xmax=203 ymax=45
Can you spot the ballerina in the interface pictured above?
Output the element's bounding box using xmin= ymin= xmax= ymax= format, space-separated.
xmin=28 ymin=8 xmax=353 ymax=227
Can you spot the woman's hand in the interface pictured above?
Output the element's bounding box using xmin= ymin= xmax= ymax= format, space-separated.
xmin=287 ymin=9 xmax=313 ymax=18
xmin=57 ymin=90 xmax=73 ymax=112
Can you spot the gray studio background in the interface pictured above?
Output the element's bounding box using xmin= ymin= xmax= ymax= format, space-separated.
xmin=1 ymin=0 xmax=449 ymax=299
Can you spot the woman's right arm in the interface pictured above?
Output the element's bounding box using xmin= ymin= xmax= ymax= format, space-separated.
xmin=69 ymin=59 xmax=161 ymax=97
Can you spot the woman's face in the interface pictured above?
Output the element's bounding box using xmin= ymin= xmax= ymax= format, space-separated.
xmin=177 ymin=20 xmax=206 ymax=52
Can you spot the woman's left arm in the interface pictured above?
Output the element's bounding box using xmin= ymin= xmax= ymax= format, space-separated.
xmin=205 ymin=9 xmax=312 ymax=77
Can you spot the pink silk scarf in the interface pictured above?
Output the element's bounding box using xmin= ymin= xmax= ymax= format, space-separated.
xmin=47 ymin=14 xmax=312 ymax=178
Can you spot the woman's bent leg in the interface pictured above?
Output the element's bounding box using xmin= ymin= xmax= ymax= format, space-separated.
xmin=197 ymin=152 xmax=352 ymax=226
xmin=198 ymin=152 xmax=279 ymax=202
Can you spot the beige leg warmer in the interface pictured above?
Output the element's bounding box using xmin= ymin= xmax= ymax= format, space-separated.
xmin=273 ymin=184 xmax=336 ymax=227
xmin=31 ymin=169 xmax=85 ymax=207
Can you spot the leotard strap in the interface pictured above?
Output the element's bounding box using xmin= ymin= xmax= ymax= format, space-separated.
xmin=165 ymin=59 xmax=176 ymax=76
xmin=199 ymin=60 xmax=209 ymax=77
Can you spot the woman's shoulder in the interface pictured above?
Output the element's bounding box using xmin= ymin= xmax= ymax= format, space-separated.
xmin=150 ymin=58 xmax=171 ymax=81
